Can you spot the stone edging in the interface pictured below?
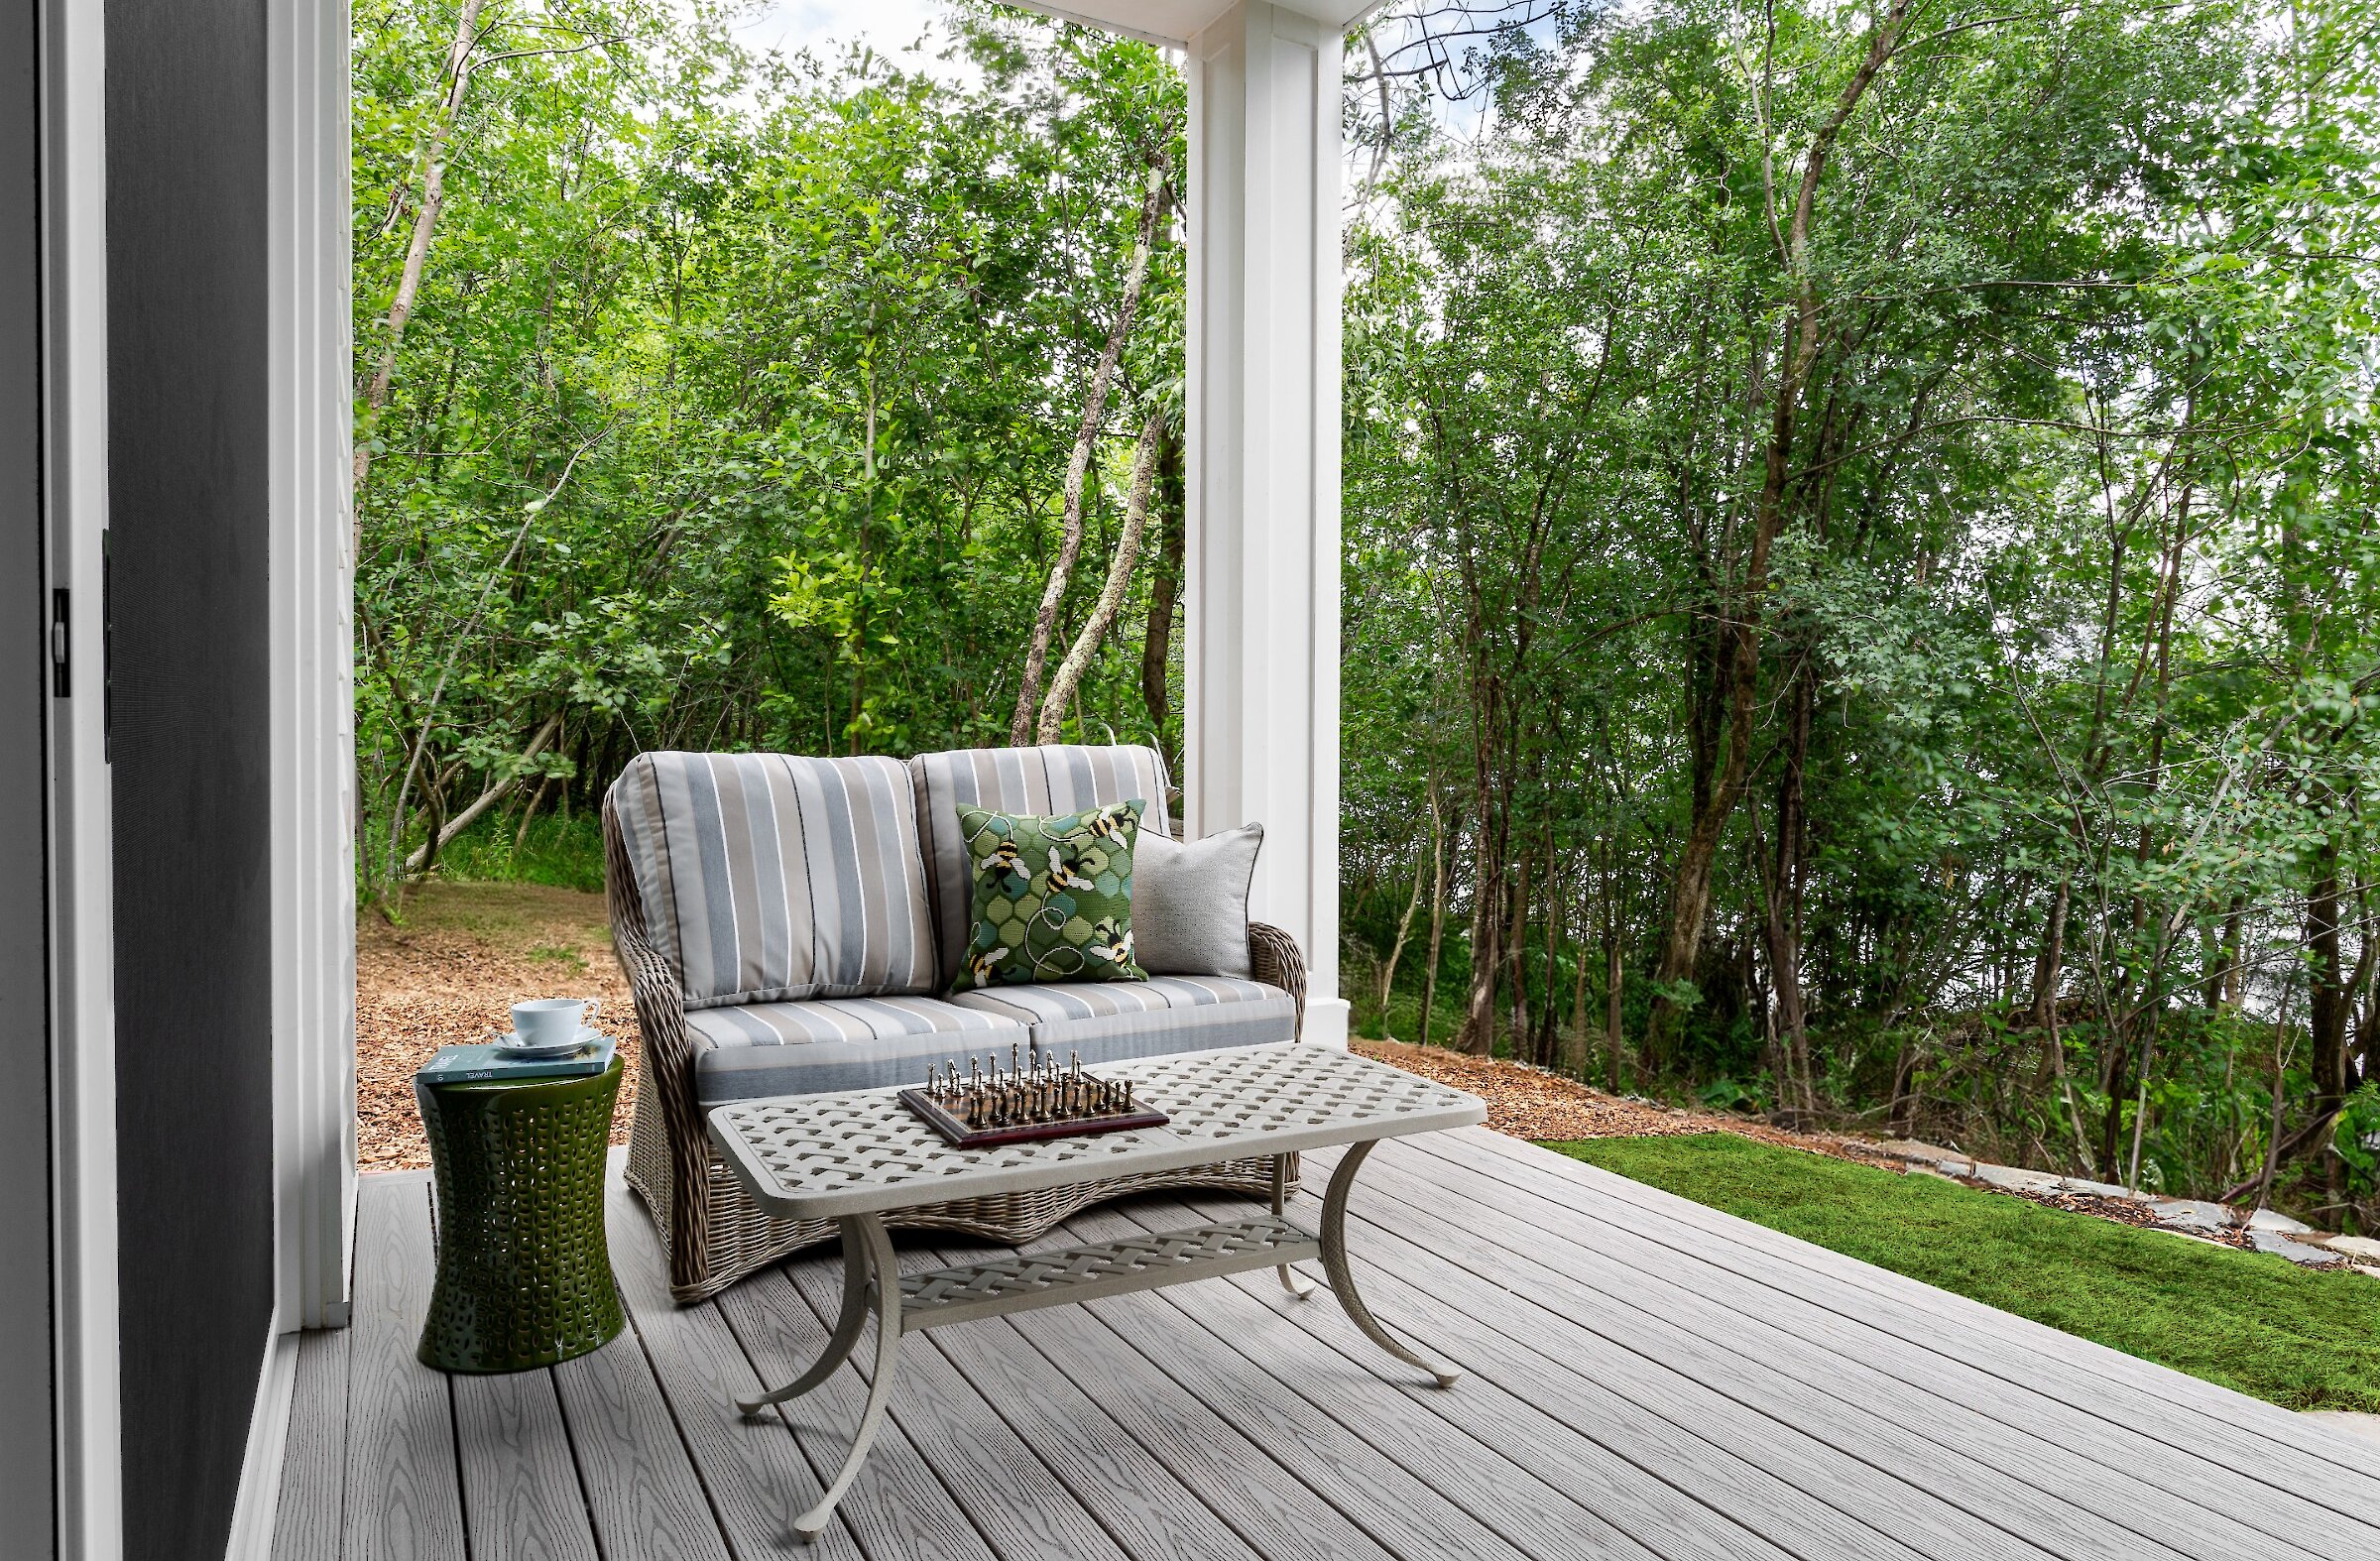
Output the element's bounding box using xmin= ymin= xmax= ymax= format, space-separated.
xmin=1863 ymin=1139 xmax=2380 ymax=1277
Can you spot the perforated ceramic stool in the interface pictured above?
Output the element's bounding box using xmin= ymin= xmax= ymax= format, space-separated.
xmin=415 ymin=1058 xmax=626 ymax=1373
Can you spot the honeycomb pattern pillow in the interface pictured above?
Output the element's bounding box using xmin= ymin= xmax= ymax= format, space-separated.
xmin=952 ymin=799 xmax=1147 ymax=989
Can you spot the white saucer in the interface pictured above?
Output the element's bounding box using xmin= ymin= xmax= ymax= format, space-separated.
xmin=495 ymin=1026 xmax=603 ymax=1060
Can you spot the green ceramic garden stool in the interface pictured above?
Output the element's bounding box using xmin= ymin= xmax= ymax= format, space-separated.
xmin=415 ymin=1058 xmax=627 ymax=1373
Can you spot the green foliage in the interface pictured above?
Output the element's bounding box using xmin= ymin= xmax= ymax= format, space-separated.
xmin=1343 ymin=0 xmax=2380 ymax=1229
xmin=1552 ymin=1135 xmax=2380 ymax=1411
xmin=432 ymin=813 xmax=609 ymax=895
xmin=353 ymin=2 xmax=1187 ymax=901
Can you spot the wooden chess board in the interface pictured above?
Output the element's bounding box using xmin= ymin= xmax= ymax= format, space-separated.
xmin=896 ymin=1052 xmax=1167 ymax=1147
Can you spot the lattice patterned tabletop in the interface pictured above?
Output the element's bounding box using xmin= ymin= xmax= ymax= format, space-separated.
xmin=707 ymin=1042 xmax=1485 ymax=1222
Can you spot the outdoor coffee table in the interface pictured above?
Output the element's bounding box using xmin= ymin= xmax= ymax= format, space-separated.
xmin=707 ymin=1041 xmax=1487 ymax=1541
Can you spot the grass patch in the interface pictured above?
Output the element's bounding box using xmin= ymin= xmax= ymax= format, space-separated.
xmin=429 ymin=812 xmax=607 ymax=894
xmin=364 ymin=880 xmax=613 ymax=963
xmin=1547 ymin=1133 xmax=2380 ymax=1413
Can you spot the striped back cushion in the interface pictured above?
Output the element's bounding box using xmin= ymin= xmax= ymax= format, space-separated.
xmin=608 ymin=752 xmax=938 ymax=1009
xmin=907 ymin=745 xmax=1172 ymax=985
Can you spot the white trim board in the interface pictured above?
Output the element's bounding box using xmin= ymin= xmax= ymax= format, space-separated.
xmin=41 ymin=0 xmax=123 ymax=1555
xmin=267 ymin=0 xmax=357 ymax=1335
xmin=220 ymin=1330 xmax=298 ymax=1561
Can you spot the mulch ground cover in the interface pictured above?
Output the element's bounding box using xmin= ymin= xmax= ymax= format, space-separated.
xmin=1351 ymin=1036 xmax=1880 ymax=1157
xmin=358 ymin=881 xmax=640 ymax=1171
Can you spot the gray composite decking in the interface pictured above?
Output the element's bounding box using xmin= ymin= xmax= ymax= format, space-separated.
xmin=273 ymin=1127 xmax=2380 ymax=1560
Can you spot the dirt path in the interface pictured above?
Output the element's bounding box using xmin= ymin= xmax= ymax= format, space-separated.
xmin=358 ymin=882 xmax=640 ymax=1170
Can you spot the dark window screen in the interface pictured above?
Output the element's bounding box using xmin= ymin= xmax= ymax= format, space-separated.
xmin=106 ymin=3 xmax=275 ymax=1557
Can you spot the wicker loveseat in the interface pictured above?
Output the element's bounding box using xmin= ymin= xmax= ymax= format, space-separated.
xmin=606 ymin=742 xmax=1308 ymax=1302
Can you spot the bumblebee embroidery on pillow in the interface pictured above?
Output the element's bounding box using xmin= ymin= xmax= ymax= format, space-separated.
xmin=953 ymin=798 xmax=1147 ymax=989
xmin=1079 ymin=808 xmax=1132 ymax=850
xmin=1046 ymin=848 xmax=1097 ymax=894
xmin=975 ymin=838 xmax=1025 ymax=883
xmin=1086 ymin=918 xmax=1134 ymax=968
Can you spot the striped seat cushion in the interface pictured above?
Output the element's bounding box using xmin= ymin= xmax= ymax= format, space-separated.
xmin=947 ymin=976 xmax=1295 ymax=1069
xmin=908 ymin=745 xmax=1172 ymax=987
xmin=609 ymin=752 xmax=938 ymax=1009
xmin=685 ymin=996 xmax=1027 ymax=1107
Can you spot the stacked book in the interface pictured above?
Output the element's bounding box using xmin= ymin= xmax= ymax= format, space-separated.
xmin=418 ymin=1031 xmax=618 ymax=1085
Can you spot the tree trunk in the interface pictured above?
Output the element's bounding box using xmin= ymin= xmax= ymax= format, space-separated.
xmin=1504 ymin=839 xmax=1535 ymax=1055
xmin=1570 ymin=920 xmax=1592 ymax=1079
xmin=1419 ymin=801 xmax=1451 ymax=1051
xmin=1375 ymin=786 xmax=1435 ymax=1036
xmin=514 ymin=771 xmax=555 ymax=853
xmin=1605 ymin=926 xmax=1625 ymax=1092
xmin=1460 ymin=719 xmax=1510 ymax=1056
xmin=1761 ymin=657 xmax=1814 ymax=1111
xmin=404 ymin=713 xmax=564 ymax=873
xmin=2028 ymin=881 xmax=2071 ymax=1030
xmin=1647 ymin=0 xmax=1912 ymax=1059
xmin=1462 ymin=866 xmax=1502 ymax=1058
xmin=355 ymin=0 xmax=489 ymax=516
xmin=2308 ymin=840 xmax=2350 ymax=1209
xmin=1036 ymin=409 xmax=1166 ymax=740
xmin=2206 ymin=895 xmax=2244 ymax=1011
xmin=1139 ymin=421 xmax=1184 ymax=770
xmin=1012 ymin=159 xmax=1169 ymax=743
xmin=1539 ymin=856 xmax=1566 ymax=1069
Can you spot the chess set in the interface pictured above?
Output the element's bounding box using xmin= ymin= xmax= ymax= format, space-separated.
xmin=899 ymin=1043 xmax=1168 ymax=1147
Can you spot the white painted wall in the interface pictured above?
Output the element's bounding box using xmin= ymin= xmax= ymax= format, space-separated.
xmin=1183 ymin=1 xmax=1347 ymax=1045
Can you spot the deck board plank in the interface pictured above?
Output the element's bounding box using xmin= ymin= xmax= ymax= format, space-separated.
xmin=766 ymin=1249 xmax=1131 ymax=1561
xmin=271 ymin=1324 xmax=351 ymax=1561
xmin=991 ymin=1265 xmax=1402 ymax=1561
xmin=451 ymin=1369 xmax=601 ymax=1561
xmin=601 ymin=1178 xmax=874 ymax=1561
xmin=1103 ymin=1191 xmax=1814 ymax=1561
xmin=1342 ymin=1142 xmax=2340 ymax=1560
xmin=896 ymin=1249 xmax=1277 ymax=1561
xmin=710 ymin=1259 xmax=998 ymax=1561
xmin=1114 ymin=1190 xmax=1918 ymax=1561
xmin=1049 ymin=1197 xmax=1668 ymax=1561
xmin=550 ymin=1324 xmax=734 ymax=1561
xmin=1125 ymin=1185 xmax=1955 ymax=1561
xmin=1420 ymin=1130 xmax=2380 ymax=1518
xmin=344 ymin=1176 xmax=466 ymax=1561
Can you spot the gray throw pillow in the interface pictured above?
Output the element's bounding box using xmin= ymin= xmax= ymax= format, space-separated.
xmin=1132 ymin=823 xmax=1262 ymax=977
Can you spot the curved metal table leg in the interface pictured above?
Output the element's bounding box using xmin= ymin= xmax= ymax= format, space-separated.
xmin=1320 ymin=1141 xmax=1460 ymax=1387
xmin=1272 ymin=1151 xmax=1314 ymax=1299
xmin=790 ymin=1214 xmax=903 ymax=1543
xmin=737 ymin=1223 xmax=874 ymax=1416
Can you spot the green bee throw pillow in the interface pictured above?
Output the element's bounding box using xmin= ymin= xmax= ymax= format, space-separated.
xmin=952 ymin=799 xmax=1147 ymax=989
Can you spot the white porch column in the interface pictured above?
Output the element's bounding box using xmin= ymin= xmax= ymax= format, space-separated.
xmin=1182 ymin=2 xmax=1346 ymax=1045
xmin=267 ymin=0 xmax=357 ymax=1332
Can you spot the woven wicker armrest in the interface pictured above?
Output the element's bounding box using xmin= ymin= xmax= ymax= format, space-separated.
xmin=1248 ymin=921 xmax=1307 ymax=1036
xmin=603 ymin=798 xmax=720 ymax=1294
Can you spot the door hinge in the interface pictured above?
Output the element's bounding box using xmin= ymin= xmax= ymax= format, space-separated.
xmin=50 ymin=587 xmax=67 ymax=697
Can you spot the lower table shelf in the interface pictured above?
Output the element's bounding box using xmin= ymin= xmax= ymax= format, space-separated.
xmin=897 ymin=1214 xmax=1321 ymax=1331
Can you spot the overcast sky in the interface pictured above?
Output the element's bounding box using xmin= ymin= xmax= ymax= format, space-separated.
xmin=733 ymin=0 xmax=970 ymax=78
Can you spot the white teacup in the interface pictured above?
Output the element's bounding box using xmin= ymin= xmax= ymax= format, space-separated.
xmin=510 ymin=997 xmax=599 ymax=1048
